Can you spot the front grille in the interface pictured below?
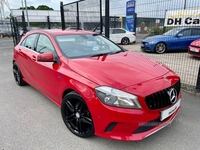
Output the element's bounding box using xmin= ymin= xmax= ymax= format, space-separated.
xmin=145 ymin=80 xmax=181 ymax=110
xmin=141 ymin=41 xmax=145 ymax=44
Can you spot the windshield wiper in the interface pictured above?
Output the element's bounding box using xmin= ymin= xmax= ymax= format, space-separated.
xmin=90 ymin=52 xmax=112 ymax=57
xmin=90 ymin=51 xmax=122 ymax=57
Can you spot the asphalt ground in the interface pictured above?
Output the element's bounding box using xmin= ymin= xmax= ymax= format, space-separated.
xmin=0 ymin=38 xmax=200 ymax=150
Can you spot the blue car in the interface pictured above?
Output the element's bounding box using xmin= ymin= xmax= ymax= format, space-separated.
xmin=141 ymin=26 xmax=200 ymax=54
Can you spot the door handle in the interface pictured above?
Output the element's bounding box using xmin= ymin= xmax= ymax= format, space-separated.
xmin=32 ymin=55 xmax=36 ymax=61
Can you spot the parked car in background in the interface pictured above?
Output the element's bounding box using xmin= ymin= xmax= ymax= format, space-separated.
xmin=0 ymin=30 xmax=12 ymax=38
xmin=66 ymin=27 xmax=83 ymax=30
xmin=110 ymin=28 xmax=136 ymax=45
xmin=0 ymin=26 xmax=12 ymax=38
xmin=13 ymin=29 xmax=181 ymax=141
xmin=4 ymin=30 xmax=12 ymax=37
xmin=141 ymin=26 xmax=200 ymax=54
xmin=188 ymin=39 xmax=200 ymax=58
xmin=94 ymin=27 xmax=136 ymax=45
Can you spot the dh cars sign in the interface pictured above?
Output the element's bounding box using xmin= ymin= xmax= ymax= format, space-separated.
xmin=164 ymin=9 xmax=200 ymax=27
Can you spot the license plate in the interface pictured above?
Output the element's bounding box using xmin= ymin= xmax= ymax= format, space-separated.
xmin=190 ymin=48 xmax=199 ymax=52
xmin=160 ymin=99 xmax=181 ymax=121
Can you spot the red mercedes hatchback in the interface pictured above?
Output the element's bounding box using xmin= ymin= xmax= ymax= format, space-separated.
xmin=12 ymin=29 xmax=181 ymax=141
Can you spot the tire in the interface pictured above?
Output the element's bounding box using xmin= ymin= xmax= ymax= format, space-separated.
xmin=61 ymin=91 xmax=94 ymax=138
xmin=155 ymin=42 xmax=167 ymax=54
xmin=0 ymin=34 xmax=4 ymax=38
xmin=13 ymin=62 xmax=26 ymax=86
xmin=121 ymin=37 xmax=129 ymax=45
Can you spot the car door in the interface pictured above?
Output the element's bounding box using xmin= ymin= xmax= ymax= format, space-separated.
xmin=110 ymin=29 xmax=126 ymax=44
xmin=175 ymin=29 xmax=193 ymax=50
xmin=191 ymin=28 xmax=200 ymax=42
xmin=30 ymin=34 xmax=59 ymax=102
xmin=17 ymin=34 xmax=38 ymax=84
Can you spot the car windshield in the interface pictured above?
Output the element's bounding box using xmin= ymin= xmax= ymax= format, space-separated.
xmin=55 ymin=34 xmax=123 ymax=58
xmin=163 ymin=28 xmax=181 ymax=36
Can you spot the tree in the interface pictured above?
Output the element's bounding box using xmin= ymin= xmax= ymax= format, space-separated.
xmin=18 ymin=5 xmax=54 ymax=10
xmin=19 ymin=6 xmax=36 ymax=10
xmin=37 ymin=5 xmax=53 ymax=10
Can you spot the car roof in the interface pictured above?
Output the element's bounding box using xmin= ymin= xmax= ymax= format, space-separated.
xmin=176 ymin=26 xmax=200 ymax=30
xmin=26 ymin=29 xmax=97 ymax=36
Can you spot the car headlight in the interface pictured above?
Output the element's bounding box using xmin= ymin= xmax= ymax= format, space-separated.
xmin=95 ymin=86 xmax=141 ymax=109
xmin=147 ymin=41 xmax=155 ymax=44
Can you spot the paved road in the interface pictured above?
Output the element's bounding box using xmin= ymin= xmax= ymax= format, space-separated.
xmin=0 ymin=39 xmax=200 ymax=150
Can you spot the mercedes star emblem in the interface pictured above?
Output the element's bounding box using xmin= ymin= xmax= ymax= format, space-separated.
xmin=168 ymin=88 xmax=177 ymax=104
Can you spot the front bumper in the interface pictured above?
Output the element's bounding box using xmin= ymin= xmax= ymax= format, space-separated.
xmin=141 ymin=42 xmax=155 ymax=52
xmin=89 ymin=73 xmax=181 ymax=141
xmin=188 ymin=46 xmax=200 ymax=58
xmin=92 ymin=99 xmax=181 ymax=141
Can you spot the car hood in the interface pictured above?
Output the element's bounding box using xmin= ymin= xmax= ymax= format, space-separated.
xmin=68 ymin=51 xmax=170 ymax=89
xmin=143 ymin=35 xmax=172 ymax=42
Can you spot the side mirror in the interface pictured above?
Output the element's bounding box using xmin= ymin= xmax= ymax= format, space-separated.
xmin=177 ymin=33 xmax=183 ymax=37
xmin=37 ymin=52 xmax=55 ymax=62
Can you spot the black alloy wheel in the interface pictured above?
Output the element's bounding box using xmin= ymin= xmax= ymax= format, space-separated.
xmin=61 ymin=91 xmax=94 ymax=138
xmin=121 ymin=37 xmax=129 ymax=45
xmin=13 ymin=62 xmax=26 ymax=86
xmin=155 ymin=42 xmax=167 ymax=54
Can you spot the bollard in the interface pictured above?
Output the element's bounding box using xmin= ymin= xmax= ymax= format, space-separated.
xmin=196 ymin=65 xmax=200 ymax=92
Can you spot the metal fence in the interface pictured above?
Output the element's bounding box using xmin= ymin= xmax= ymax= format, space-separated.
xmin=63 ymin=0 xmax=102 ymax=31
xmin=10 ymin=14 xmax=25 ymax=46
xmin=132 ymin=0 xmax=200 ymax=91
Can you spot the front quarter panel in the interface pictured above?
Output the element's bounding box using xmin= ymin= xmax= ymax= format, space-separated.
xmin=57 ymin=57 xmax=98 ymax=107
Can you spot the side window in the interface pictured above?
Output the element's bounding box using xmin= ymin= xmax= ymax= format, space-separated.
xmin=113 ymin=29 xmax=126 ymax=34
xmin=36 ymin=34 xmax=55 ymax=53
xmin=21 ymin=38 xmax=27 ymax=47
xmin=180 ymin=29 xmax=191 ymax=36
xmin=22 ymin=34 xmax=38 ymax=50
xmin=191 ymin=29 xmax=200 ymax=36
xmin=109 ymin=29 xmax=113 ymax=34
